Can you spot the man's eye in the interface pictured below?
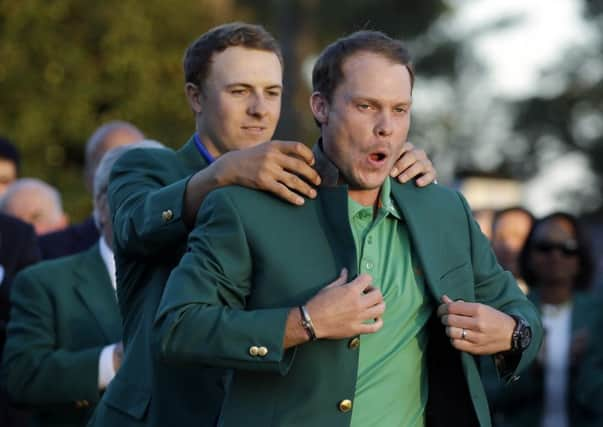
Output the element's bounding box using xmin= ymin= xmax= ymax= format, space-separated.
xmin=231 ymin=89 xmax=247 ymax=95
xmin=358 ymin=104 xmax=370 ymax=110
xmin=394 ymin=107 xmax=408 ymax=113
xmin=267 ymin=90 xmax=281 ymax=97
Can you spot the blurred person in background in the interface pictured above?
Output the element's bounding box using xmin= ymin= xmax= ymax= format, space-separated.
xmin=0 ymin=137 xmax=20 ymax=196
xmin=0 ymin=141 xmax=159 ymax=427
xmin=0 ymin=213 xmax=40 ymax=427
xmin=473 ymin=207 xmax=496 ymax=240
xmin=491 ymin=207 xmax=534 ymax=294
xmin=487 ymin=212 xmax=599 ymax=427
xmin=38 ymin=121 xmax=144 ymax=260
xmin=0 ymin=178 xmax=68 ymax=235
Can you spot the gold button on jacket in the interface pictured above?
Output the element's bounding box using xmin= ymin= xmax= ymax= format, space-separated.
xmin=162 ymin=209 xmax=173 ymax=222
xmin=338 ymin=399 xmax=353 ymax=413
xmin=248 ymin=346 xmax=259 ymax=357
xmin=257 ymin=346 xmax=268 ymax=357
xmin=348 ymin=337 xmax=360 ymax=349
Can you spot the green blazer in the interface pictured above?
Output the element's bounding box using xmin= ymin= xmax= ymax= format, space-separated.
xmin=1 ymin=243 xmax=122 ymax=427
xmin=155 ymin=177 xmax=543 ymax=427
xmin=88 ymin=138 xmax=225 ymax=427
xmin=486 ymin=291 xmax=603 ymax=427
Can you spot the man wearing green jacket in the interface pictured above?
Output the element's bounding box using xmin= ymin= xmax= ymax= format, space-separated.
xmin=155 ymin=30 xmax=543 ymax=427
xmin=89 ymin=23 xmax=436 ymax=427
xmin=0 ymin=140 xmax=156 ymax=426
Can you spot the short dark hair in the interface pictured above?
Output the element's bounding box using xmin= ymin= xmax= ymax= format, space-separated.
xmin=0 ymin=136 xmax=20 ymax=173
xmin=183 ymin=22 xmax=283 ymax=89
xmin=519 ymin=212 xmax=595 ymax=290
xmin=312 ymin=30 xmax=415 ymax=103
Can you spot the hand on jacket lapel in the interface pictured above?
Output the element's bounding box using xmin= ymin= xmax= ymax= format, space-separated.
xmin=437 ymin=295 xmax=516 ymax=355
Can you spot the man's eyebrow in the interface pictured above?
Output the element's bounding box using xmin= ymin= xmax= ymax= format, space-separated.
xmin=225 ymin=83 xmax=283 ymax=90
xmin=351 ymin=95 xmax=412 ymax=105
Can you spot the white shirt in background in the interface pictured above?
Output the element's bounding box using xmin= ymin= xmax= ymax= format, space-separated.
xmin=540 ymin=302 xmax=572 ymax=427
xmin=97 ymin=236 xmax=118 ymax=390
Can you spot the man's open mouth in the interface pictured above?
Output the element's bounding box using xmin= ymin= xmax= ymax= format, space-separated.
xmin=369 ymin=151 xmax=387 ymax=162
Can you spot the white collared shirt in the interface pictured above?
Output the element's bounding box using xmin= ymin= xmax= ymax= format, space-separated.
xmin=541 ymin=302 xmax=572 ymax=427
xmin=98 ymin=236 xmax=116 ymax=292
xmin=97 ymin=237 xmax=118 ymax=390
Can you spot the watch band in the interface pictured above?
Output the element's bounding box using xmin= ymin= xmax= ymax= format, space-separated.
xmin=299 ymin=305 xmax=317 ymax=341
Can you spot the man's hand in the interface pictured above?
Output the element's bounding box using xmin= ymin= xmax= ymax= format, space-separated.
xmin=307 ymin=270 xmax=385 ymax=339
xmin=437 ymin=295 xmax=516 ymax=355
xmin=112 ymin=342 xmax=124 ymax=371
xmin=391 ymin=141 xmax=437 ymax=187
xmin=282 ymin=269 xmax=385 ymax=349
xmin=213 ymin=140 xmax=321 ymax=206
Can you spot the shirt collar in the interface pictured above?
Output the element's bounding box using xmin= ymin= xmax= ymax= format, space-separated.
xmin=98 ymin=237 xmax=116 ymax=291
xmin=312 ymin=139 xmax=340 ymax=187
xmin=193 ymin=133 xmax=215 ymax=164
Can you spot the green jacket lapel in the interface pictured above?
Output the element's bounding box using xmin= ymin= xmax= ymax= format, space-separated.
xmin=316 ymin=187 xmax=358 ymax=278
xmin=73 ymin=243 xmax=122 ymax=342
xmin=390 ymin=183 xmax=446 ymax=299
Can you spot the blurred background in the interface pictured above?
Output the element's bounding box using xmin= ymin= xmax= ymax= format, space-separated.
xmin=0 ymin=0 xmax=601 ymax=221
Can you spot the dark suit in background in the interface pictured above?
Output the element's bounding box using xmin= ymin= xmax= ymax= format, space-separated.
xmin=0 ymin=214 xmax=41 ymax=352
xmin=0 ymin=213 xmax=41 ymax=427
xmin=38 ymin=216 xmax=99 ymax=260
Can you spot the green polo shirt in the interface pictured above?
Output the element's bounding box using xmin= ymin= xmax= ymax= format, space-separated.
xmin=349 ymin=178 xmax=433 ymax=427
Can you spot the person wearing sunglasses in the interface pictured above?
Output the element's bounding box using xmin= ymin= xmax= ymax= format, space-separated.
xmin=486 ymin=212 xmax=601 ymax=427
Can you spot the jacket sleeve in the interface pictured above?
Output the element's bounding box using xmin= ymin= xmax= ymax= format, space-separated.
xmin=108 ymin=147 xmax=191 ymax=258
xmin=1 ymin=270 xmax=103 ymax=404
xmin=155 ymin=189 xmax=295 ymax=375
xmin=458 ymin=192 xmax=543 ymax=382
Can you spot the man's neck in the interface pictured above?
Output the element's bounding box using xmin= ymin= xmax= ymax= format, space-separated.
xmin=540 ymin=281 xmax=573 ymax=305
xmin=348 ymin=188 xmax=380 ymax=207
xmin=195 ymin=127 xmax=222 ymax=159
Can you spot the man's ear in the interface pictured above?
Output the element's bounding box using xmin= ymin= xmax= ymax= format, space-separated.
xmin=310 ymin=92 xmax=329 ymax=125
xmin=184 ymin=82 xmax=203 ymax=114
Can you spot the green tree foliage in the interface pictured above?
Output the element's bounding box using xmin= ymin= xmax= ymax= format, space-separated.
xmin=511 ymin=0 xmax=603 ymax=212
xmin=0 ymin=0 xmax=453 ymax=219
xmin=0 ymin=0 xmax=247 ymax=219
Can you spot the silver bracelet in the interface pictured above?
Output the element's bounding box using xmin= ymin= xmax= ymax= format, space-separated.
xmin=299 ymin=305 xmax=317 ymax=341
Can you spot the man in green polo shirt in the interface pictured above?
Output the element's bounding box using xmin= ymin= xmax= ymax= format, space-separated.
xmin=155 ymin=30 xmax=542 ymax=426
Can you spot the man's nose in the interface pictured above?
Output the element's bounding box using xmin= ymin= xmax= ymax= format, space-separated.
xmin=374 ymin=112 xmax=393 ymax=137
xmin=247 ymin=94 xmax=268 ymax=118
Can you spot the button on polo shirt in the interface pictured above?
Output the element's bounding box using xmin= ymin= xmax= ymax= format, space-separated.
xmin=348 ymin=178 xmax=433 ymax=427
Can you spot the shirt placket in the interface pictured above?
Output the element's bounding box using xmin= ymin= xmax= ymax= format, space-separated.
xmin=356 ymin=209 xmax=385 ymax=285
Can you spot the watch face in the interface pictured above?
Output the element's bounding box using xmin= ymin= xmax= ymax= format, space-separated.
xmin=519 ymin=325 xmax=532 ymax=349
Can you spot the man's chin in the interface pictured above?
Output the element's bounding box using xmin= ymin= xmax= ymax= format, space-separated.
xmin=347 ymin=179 xmax=387 ymax=192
